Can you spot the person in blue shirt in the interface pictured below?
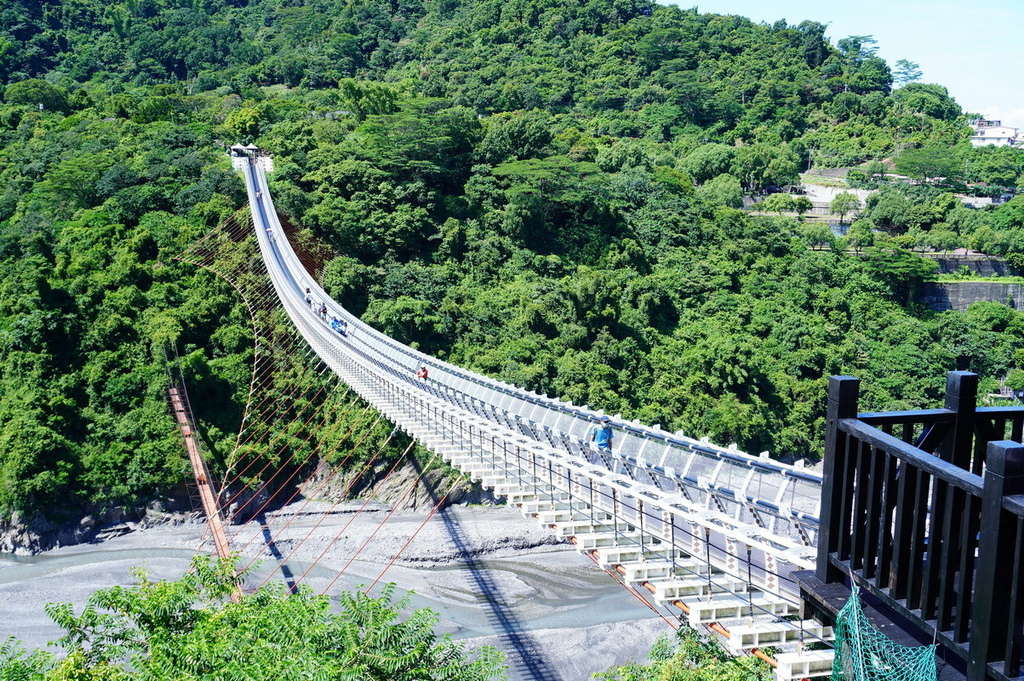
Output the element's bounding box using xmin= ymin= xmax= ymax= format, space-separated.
xmin=589 ymin=415 xmax=613 ymax=453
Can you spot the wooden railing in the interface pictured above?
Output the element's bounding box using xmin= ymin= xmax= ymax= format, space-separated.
xmin=817 ymin=372 xmax=1024 ymax=681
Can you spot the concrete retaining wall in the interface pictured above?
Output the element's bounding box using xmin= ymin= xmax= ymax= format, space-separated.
xmin=923 ymin=255 xmax=1014 ymax=277
xmin=922 ymin=282 xmax=1024 ymax=311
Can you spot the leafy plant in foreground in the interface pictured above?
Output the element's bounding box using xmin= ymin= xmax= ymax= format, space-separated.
xmin=0 ymin=556 xmax=504 ymax=681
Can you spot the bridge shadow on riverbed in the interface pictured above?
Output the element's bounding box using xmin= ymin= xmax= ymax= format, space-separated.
xmin=257 ymin=512 xmax=297 ymax=594
xmin=412 ymin=460 xmax=563 ymax=681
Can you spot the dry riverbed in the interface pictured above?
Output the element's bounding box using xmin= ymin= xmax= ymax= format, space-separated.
xmin=0 ymin=503 xmax=670 ymax=680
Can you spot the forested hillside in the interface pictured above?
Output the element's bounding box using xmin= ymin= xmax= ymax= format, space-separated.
xmin=2 ymin=0 xmax=1024 ymax=529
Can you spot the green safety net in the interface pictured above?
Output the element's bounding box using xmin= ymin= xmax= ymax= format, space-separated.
xmin=832 ymin=584 xmax=937 ymax=681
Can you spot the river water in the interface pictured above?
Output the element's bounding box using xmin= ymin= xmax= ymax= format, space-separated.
xmin=0 ymin=507 xmax=670 ymax=680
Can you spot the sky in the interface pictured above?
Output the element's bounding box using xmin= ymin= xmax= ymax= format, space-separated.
xmin=677 ymin=0 xmax=1024 ymax=130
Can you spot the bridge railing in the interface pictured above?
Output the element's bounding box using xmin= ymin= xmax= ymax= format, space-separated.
xmin=244 ymin=159 xmax=822 ymax=548
xmin=816 ymin=371 xmax=1024 ymax=681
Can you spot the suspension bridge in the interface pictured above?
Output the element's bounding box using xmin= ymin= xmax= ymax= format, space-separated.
xmin=178 ymin=146 xmax=831 ymax=680
xmin=174 ymin=146 xmax=1024 ymax=681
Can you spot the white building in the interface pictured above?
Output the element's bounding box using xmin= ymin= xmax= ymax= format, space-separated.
xmin=970 ymin=119 xmax=1019 ymax=147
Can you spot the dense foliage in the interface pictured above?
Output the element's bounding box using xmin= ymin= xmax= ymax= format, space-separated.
xmin=597 ymin=629 xmax=773 ymax=681
xmin=1 ymin=0 xmax=1024 ymax=527
xmin=0 ymin=556 xmax=505 ymax=680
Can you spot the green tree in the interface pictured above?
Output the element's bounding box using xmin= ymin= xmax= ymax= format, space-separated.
xmin=338 ymin=79 xmax=402 ymax=120
xmin=892 ymin=59 xmax=923 ymax=87
xmin=861 ymin=248 xmax=939 ymax=303
xmin=891 ymin=83 xmax=961 ymax=121
xmin=1006 ymin=369 xmax=1024 ymax=393
xmin=730 ymin=143 xmax=800 ymax=193
xmin=681 ymin=144 xmax=735 ymax=185
xmin=847 ymin=219 xmax=876 ymax=253
xmin=895 ymin=144 xmax=963 ymax=183
xmin=864 ymin=186 xmax=932 ymax=234
xmin=23 ymin=556 xmax=505 ymax=681
xmin=4 ymin=79 xmax=69 ymax=112
xmin=799 ymin=222 xmax=835 ymax=250
xmin=963 ymin=145 xmax=1024 ymax=187
xmin=223 ymin=107 xmax=263 ymax=141
xmin=696 ymin=173 xmax=743 ymax=209
xmin=830 ymin=191 xmax=861 ymax=224
xmin=755 ymin=193 xmax=795 ymax=215
xmin=792 ymin=196 xmax=814 ymax=218
xmin=598 ymin=629 xmax=772 ymax=681
xmin=925 ymin=227 xmax=961 ymax=254
xmin=476 ymin=111 xmax=553 ymax=165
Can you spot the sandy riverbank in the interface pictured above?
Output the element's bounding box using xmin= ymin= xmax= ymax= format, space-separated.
xmin=0 ymin=503 xmax=672 ymax=680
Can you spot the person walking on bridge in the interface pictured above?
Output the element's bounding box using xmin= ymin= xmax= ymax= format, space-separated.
xmin=589 ymin=415 xmax=613 ymax=453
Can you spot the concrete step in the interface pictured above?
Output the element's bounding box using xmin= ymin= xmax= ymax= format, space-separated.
xmin=479 ymin=474 xmax=511 ymax=487
xmin=647 ymin=576 xmax=751 ymax=604
xmin=678 ymin=594 xmax=801 ymax=626
xmin=619 ymin=560 xmax=709 ymax=582
xmin=572 ymin=531 xmax=645 ymax=551
xmin=724 ymin=620 xmax=833 ymax=655
xmin=535 ymin=508 xmax=604 ymax=525
xmin=505 ymin=491 xmax=571 ymax=507
xmin=552 ymin=518 xmax=624 ymax=537
xmin=774 ymin=650 xmax=834 ymax=681
xmin=591 ymin=544 xmax=691 ymax=567
xmin=446 ymin=455 xmax=497 ymax=470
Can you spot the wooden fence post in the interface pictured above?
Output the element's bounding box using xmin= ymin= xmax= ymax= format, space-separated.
xmin=930 ymin=371 xmax=978 ymax=629
xmin=969 ymin=440 xmax=1024 ymax=681
xmin=942 ymin=371 xmax=978 ymax=471
xmin=817 ymin=376 xmax=860 ymax=583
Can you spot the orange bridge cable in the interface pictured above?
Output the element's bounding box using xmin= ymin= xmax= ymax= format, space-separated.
xmin=319 ymin=450 xmax=443 ymax=595
xmin=222 ymin=381 xmax=364 ymax=527
xmin=247 ymin=416 xmax=394 ymax=588
xmin=224 ymin=393 xmax=368 ymax=559
xmin=250 ymin=386 xmax=366 ymax=513
xmin=174 ymin=255 xmax=277 ymax=449
xmin=223 ymin=324 xmax=305 ymax=473
xmin=217 ymin=360 xmax=338 ymax=504
xmin=229 ymin=310 xmax=309 ymax=416
xmin=231 ymin=360 xmax=307 ymax=454
xmin=581 ymin=551 xmax=682 ymax=631
xmin=219 ymin=388 xmax=345 ymax=534
xmin=181 ymin=219 xmax=342 ymax=463
xmin=176 ymin=216 xmax=329 ymax=560
xmin=298 ymin=439 xmax=419 ymax=592
xmin=365 ymin=475 xmax=464 ymax=593
xmin=180 ymin=331 xmax=316 ymax=507
xmin=229 ymin=406 xmax=384 ymax=567
xmin=229 ymin=343 xmax=325 ymax=455
xmin=176 ymin=217 xmax=245 ymax=263
xmin=225 ymin=353 xmax=336 ymax=475
xmin=252 ymin=420 xmax=399 ymax=592
xmin=274 ymin=420 xmax=410 ymax=587
xmin=226 ymin=390 xmax=366 ymax=506
xmin=173 ymin=252 xmax=277 ymax=458
xmin=223 ymin=370 xmax=354 ymax=500
xmin=289 ymin=237 xmax=328 ymax=280
xmin=239 ymin=402 xmax=385 ymax=546
xmin=295 ymin=441 xmax=418 ymax=592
